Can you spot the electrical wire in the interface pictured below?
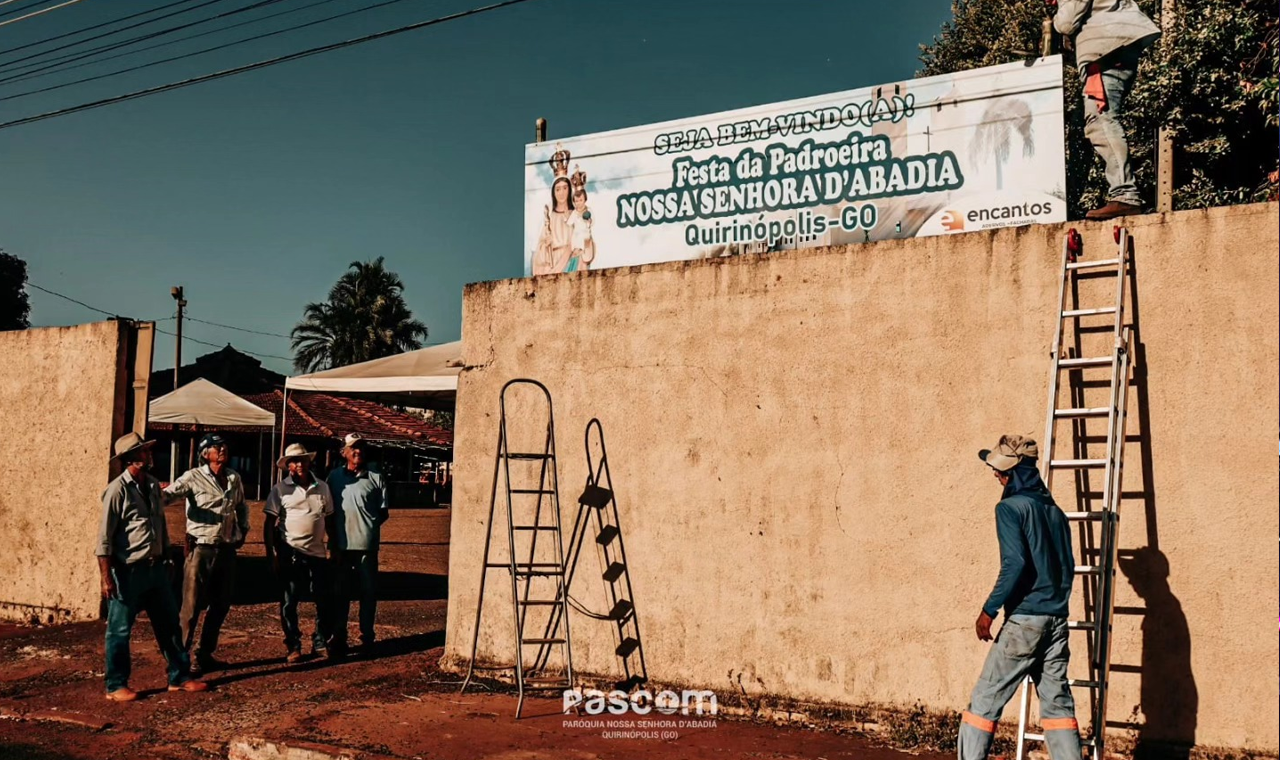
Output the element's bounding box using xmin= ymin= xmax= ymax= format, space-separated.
xmin=0 ymin=0 xmax=538 ymax=130
xmin=0 ymin=0 xmax=273 ymax=79
xmin=0 ymin=0 xmax=413 ymax=98
xmin=0 ymin=0 xmax=204 ymax=63
xmin=155 ymin=326 xmax=294 ymax=361
xmin=0 ymin=0 xmax=90 ymax=30
xmin=186 ymin=315 xmax=291 ymax=339
xmin=0 ymin=0 xmax=53 ymax=20
xmin=4 ymin=0 xmax=346 ymax=86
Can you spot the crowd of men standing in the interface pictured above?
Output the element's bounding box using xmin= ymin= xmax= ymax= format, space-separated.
xmin=96 ymin=430 xmax=388 ymax=702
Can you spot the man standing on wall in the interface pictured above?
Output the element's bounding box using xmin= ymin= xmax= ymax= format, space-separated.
xmin=165 ymin=433 xmax=249 ymax=676
xmin=98 ymin=433 xmax=209 ymax=701
xmin=327 ymin=433 xmax=389 ymax=657
xmin=265 ymin=443 xmax=337 ymax=664
xmin=1052 ymin=0 xmax=1161 ymax=220
xmin=958 ymin=435 xmax=1081 ymax=760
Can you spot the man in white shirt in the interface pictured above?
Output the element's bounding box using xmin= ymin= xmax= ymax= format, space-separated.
xmin=264 ymin=443 xmax=336 ymax=664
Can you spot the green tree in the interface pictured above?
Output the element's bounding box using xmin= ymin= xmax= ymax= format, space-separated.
xmin=919 ymin=0 xmax=1279 ymax=216
xmin=0 ymin=250 xmax=31 ymax=331
xmin=291 ymin=257 xmax=428 ymax=373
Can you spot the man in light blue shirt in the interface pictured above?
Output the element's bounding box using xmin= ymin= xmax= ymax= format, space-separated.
xmin=326 ymin=433 xmax=388 ymax=655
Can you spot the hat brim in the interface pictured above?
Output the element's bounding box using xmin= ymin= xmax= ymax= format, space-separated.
xmin=978 ymin=448 xmax=1021 ymax=472
xmin=111 ymin=439 xmax=156 ymax=462
xmin=276 ymin=451 xmax=317 ymax=470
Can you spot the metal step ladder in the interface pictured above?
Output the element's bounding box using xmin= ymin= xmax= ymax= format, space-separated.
xmin=1015 ymin=227 xmax=1134 ymax=760
xmin=461 ymin=379 xmax=575 ymax=719
xmin=534 ymin=419 xmax=648 ymax=692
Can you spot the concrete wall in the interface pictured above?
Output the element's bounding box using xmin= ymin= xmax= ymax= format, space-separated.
xmin=445 ymin=203 xmax=1279 ymax=752
xmin=0 ymin=321 xmax=131 ymax=623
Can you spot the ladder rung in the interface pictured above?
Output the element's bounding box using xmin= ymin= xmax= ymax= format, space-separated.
xmin=1062 ymin=307 xmax=1117 ymax=318
xmin=597 ymin=525 xmax=620 ymax=545
xmin=579 ymin=484 xmax=613 ymax=509
xmin=1054 ymin=406 xmax=1110 ymax=418
xmin=1058 ymin=356 xmax=1112 ymax=369
xmin=602 ymin=561 xmax=626 ymax=583
xmin=1074 ymin=565 xmax=1102 ymax=575
xmin=522 ymin=637 xmax=566 ymax=645
xmin=506 ymin=452 xmax=553 ymax=460
xmin=1051 ymin=458 xmax=1107 ymax=468
xmin=1067 ymin=620 xmax=1097 ymax=630
xmin=1064 ymin=511 xmax=1107 ymax=521
xmin=512 ymin=525 xmax=558 ymax=531
xmin=520 ymin=599 xmax=563 ymax=606
xmin=1025 ymin=733 xmax=1046 ymax=742
xmin=487 ymin=562 xmax=565 ymax=576
xmin=1067 ymin=257 xmax=1120 ymax=271
xmin=1068 ymin=679 xmax=1101 ymax=689
xmin=510 ymin=489 xmax=556 ymax=495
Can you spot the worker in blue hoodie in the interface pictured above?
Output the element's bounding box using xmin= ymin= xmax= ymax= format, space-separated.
xmin=959 ymin=435 xmax=1081 ymax=760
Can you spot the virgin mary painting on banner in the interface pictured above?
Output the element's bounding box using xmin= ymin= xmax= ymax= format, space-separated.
xmin=531 ymin=144 xmax=595 ymax=275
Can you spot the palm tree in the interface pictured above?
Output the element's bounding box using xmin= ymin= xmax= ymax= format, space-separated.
xmin=970 ymin=99 xmax=1035 ymax=192
xmin=291 ymin=257 xmax=428 ymax=373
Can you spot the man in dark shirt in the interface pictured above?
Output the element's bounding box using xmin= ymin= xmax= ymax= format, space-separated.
xmin=958 ymin=435 xmax=1081 ymax=760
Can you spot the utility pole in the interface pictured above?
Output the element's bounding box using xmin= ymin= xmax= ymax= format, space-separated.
xmin=1156 ymin=0 xmax=1176 ymax=212
xmin=170 ymin=286 xmax=185 ymax=481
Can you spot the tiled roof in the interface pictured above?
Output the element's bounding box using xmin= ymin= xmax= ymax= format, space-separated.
xmin=244 ymin=390 xmax=453 ymax=447
xmin=150 ymin=389 xmax=452 ymax=449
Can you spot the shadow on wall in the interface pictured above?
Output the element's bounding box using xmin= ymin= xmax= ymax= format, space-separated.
xmin=1119 ymin=547 xmax=1197 ymax=760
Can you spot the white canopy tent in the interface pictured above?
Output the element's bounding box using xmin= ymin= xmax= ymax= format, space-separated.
xmin=150 ymin=378 xmax=276 ymax=427
xmin=149 ymin=378 xmax=275 ymax=493
xmin=279 ymin=342 xmax=462 ymax=476
xmin=284 ymin=341 xmax=461 ymax=410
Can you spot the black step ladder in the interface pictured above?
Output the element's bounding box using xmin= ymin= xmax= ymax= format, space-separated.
xmin=461 ymin=379 xmax=575 ymax=718
xmin=534 ymin=419 xmax=648 ymax=692
xmin=1015 ymin=227 xmax=1134 ymax=760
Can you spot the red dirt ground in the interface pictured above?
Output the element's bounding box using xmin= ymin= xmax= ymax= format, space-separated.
xmin=0 ymin=504 xmax=946 ymax=760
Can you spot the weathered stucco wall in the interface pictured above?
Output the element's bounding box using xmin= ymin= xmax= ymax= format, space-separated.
xmin=446 ymin=203 xmax=1279 ymax=752
xmin=0 ymin=321 xmax=128 ymax=623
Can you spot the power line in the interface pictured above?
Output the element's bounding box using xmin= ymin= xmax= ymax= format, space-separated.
xmin=0 ymin=0 xmax=90 ymax=30
xmin=155 ymin=326 xmax=294 ymax=361
xmin=0 ymin=0 xmax=414 ymax=99
xmin=4 ymin=0 xmax=347 ymax=86
xmin=187 ymin=315 xmax=292 ymax=339
xmin=0 ymin=0 xmax=538 ymax=131
xmin=0 ymin=0 xmax=204 ymax=63
xmin=0 ymin=1 xmax=54 ymax=20
xmin=27 ymin=280 xmax=121 ymax=317
xmin=0 ymin=0 xmax=256 ymax=78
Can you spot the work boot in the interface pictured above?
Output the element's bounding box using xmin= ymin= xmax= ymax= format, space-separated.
xmin=168 ymin=679 xmax=210 ymax=693
xmin=286 ymin=649 xmax=303 ymax=665
xmin=190 ymin=652 xmax=227 ymax=676
xmin=105 ymin=687 xmax=138 ymax=702
xmin=1085 ymin=200 xmax=1143 ymax=220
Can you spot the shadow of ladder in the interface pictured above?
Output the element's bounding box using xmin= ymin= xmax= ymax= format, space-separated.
xmin=1016 ymin=226 xmax=1136 ymax=760
xmin=534 ymin=418 xmax=648 ymax=692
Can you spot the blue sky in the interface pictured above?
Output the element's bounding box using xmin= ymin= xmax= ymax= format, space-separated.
xmin=3 ymin=0 xmax=952 ymax=374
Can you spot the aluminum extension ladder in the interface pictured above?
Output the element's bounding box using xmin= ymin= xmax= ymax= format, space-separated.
xmin=1015 ymin=227 xmax=1134 ymax=760
xmin=461 ymin=379 xmax=575 ymax=718
xmin=533 ymin=419 xmax=648 ymax=692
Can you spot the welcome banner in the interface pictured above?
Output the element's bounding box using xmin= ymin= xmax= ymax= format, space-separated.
xmin=524 ymin=57 xmax=1066 ymax=276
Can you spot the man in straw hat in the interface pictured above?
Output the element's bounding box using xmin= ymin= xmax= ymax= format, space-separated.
xmin=265 ymin=443 xmax=337 ymax=664
xmin=164 ymin=433 xmax=248 ymax=676
xmin=97 ymin=432 xmax=209 ymax=701
xmin=958 ymin=434 xmax=1080 ymax=760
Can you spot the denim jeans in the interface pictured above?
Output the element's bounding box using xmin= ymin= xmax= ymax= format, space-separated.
xmin=334 ymin=550 xmax=378 ymax=647
xmin=180 ymin=543 xmax=237 ymax=659
xmin=104 ymin=561 xmax=191 ymax=692
xmin=958 ymin=614 xmax=1082 ymax=760
xmin=277 ymin=547 xmax=335 ymax=652
xmin=1081 ymin=47 xmax=1143 ymax=205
